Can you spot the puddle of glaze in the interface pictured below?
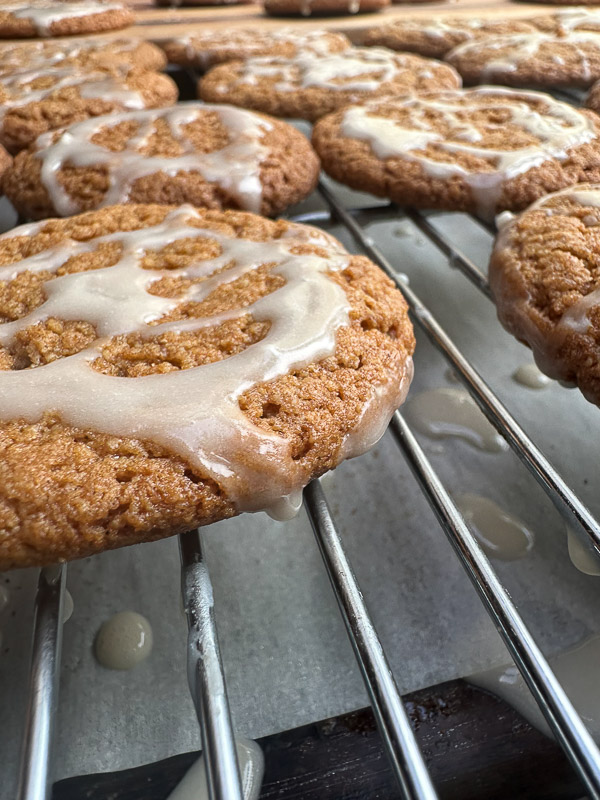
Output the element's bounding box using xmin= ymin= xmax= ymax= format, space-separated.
xmin=168 ymin=736 xmax=264 ymax=800
xmin=455 ymin=494 xmax=534 ymax=561
xmin=567 ymin=528 xmax=600 ymax=576
xmin=95 ymin=611 xmax=153 ymax=670
xmin=63 ymin=589 xmax=74 ymax=623
xmin=0 ymin=584 xmax=9 ymax=616
xmin=470 ymin=634 xmax=600 ymax=741
xmin=405 ymin=388 xmax=508 ymax=452
xmin=512 ymin=363 xmax=551 ymax=390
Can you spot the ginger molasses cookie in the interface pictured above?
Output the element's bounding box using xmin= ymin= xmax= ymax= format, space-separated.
xmin=163 ymin=29 xmax=350 ymax=70
xmin=4 ymin=104 xmax=320 ymax=219
xmin=363 ymin=17 xmax=537 ymax=59
xmin=446 ymin=31 xmax=600 ymax=88
xmin=263 ymin=0 xmax=388 ymax=17
xmin=490 ymin=185 xmax=600 ymax=406
xmin=199 ymin=47 xmax=461 ymax=122
xmin=530 ymin=8 xmax=600 ymax=34
xmin=312 ymin=87 xmax=600 ymax=220
xmin=0 ymin=38 xmax=167 ymax=76
xmin=0 ymin=0 xmax=134 ymax=39
xmin=0 ymin=66 xmax=178 ymax=153
xmin=0 ymin=203 xmax=414 ymax=569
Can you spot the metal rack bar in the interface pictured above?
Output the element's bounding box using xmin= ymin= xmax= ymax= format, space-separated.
xmin=179 ymin=530 xmax=243 ymax=800
xmin=304 ymin=481 xmax=438 ymax=800
xmin=17 ymin=564 xmax=66 ymax=800
xmin=317 ymin=181 xmax=600 ymax=555
xmin=389 ymin=411 xmax=600 ymax=798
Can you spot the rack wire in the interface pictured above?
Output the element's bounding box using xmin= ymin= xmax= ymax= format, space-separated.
xmin=14 ymin=169 xmax=600 ymax=800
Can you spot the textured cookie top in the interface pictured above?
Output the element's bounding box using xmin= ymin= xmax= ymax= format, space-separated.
xmin=0 ymin=204 xmax=413 ymax=521
xmin=531 ymin=8 xmax=600 ymax=34
xmin=9 ymin=103 xmax=317 ymax=216
xmin=0 ymin=38 xmax=166 ymax=76
xmin=315 ymin=87 xmax=598 ymax=219
xmin=446 ymin=31 xmax=600 ymax=87
xmin=491 ymin=184 xmax=600 ymax=403
xmin=200 ymin=47 xmax=461 ymax=121
xmin=0 ymin=0 xmax=132 ymax=36
xmin=363 ymin=16 xmax=537 ymax=58
xmin=163 ymin=28 xmax=350 ymax=69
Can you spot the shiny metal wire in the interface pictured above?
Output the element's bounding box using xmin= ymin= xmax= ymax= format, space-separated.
xmin=17 ymin=565 xmax=66 ymax=800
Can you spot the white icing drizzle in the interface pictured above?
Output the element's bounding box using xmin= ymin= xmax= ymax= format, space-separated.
xmin=35 ymin=104 xmax=274 ymax=216
xmin=339 ymin=87 xmax=597 ymax=220
xmin=0 ymin=66 xmax=147 ymax=123
xmin=236 ymin=47 xmax=443 ymax=93
xmin=0 ymin=39 xmax=145 ymax=77
xmin=0 ymin=1 xmax=127 ymax=36
xmin=175 ymin=28 xmax=346 ymax=68
xmin=0 ymin=206 xmax=412 ymax=513
xmin=448 ymin=31 xmax=600 ymax=84
xmin=542 ymin=8 xmax=600 ymax=34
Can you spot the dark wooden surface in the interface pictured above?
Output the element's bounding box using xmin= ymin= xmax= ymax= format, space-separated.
xmin=52 ymin=679 xmax=585 ymax=800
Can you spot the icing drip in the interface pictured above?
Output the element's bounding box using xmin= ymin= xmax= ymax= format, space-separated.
xmin=0 ymin=207 xmax=411 ymax=514
xmin=0 ymin=1 xmax=127 ymax=35
xmin=0 ymin=66 xmax=147 ymax=123
xmin=448 ymin=31 xmax=600 ymax=83
xmin=237 ymin=47 xmax=436 ymax=92
xmin=551 ymin=8 xmax=600 ymax=33
xmin=35 ymin=104 xmax=274 ymax=215
xmin=339 ymin=87 xmax=597 ymax=220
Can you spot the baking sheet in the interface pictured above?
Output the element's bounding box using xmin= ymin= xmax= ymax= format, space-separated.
xmin=2 ymin=181 xmax=600 ymax=796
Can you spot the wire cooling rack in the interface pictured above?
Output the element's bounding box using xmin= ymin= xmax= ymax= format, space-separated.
xmin=13 ymin=164 xmax=600 ymax=800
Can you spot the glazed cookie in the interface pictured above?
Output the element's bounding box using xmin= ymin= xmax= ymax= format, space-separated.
xmin=0 ymin=203 xmax=414 ymax=569
xmin=163 ymin=29 xmax=350 ymax=70
xmin=584 ymin=77 xmax=600 ymax=112
xmin=490 ymin=185 xmax=600 ymax=406
xmin=530 ymin=8 xmax=600 ymax=34
xmin=0 ymin=38 xmax=167 ymax=76
xmin=0 ymin=66 xmax=178 ymax=153
xmin=363 ymin=17 xmax=537 ymax=59
xmin=446 ymin=31 xmax=600 ymax=88
xmin=0 ymin=1 xmax=134 ymax=39
xmin=312 ymin=87 xmax=600 ymax=220
xmin=263 ymin=0 xmax=388 ymax=17
xmin=3 ymin=103 xmax=320 ymax=219
xmin=199 ymin=47 xmax=461 ymax=122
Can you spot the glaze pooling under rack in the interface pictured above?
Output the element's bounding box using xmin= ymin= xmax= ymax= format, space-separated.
xmin=7 ymin=164 xmax=600 ymax=799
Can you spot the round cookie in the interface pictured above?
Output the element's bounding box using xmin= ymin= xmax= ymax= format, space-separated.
xmin=263 ymin=0 xmax=388 ymax=17
xmin=490 ymin=185 xmax=600 ymax=406
xmin=3 ymin=103 xmax=321 ymax=219
xmin=0 ymin=1 xmax=134 ymax=39
xmin=199 ymin=47 xmax=462 ymax=122
xmin=446 ymin=31 xmax=600 ymax=88
xmin=0 ymin=65 xmax=178 ymax=153
xmin=312 ymin=87 xmax=600 ymax=220
xmin=0 ymin=38 xmax=167 ymax=76
xmin=162 ymin=28 xmax=350 ymax=71
xmin=530 ymin=8 xmax=600 ymax=34
xmin=585 ymin=77 xmax=600 ymax=112
xmin=363 ymin=17 xmax=537 ymax=58
xmin=0 ymin=203 xmax=415 ymax=569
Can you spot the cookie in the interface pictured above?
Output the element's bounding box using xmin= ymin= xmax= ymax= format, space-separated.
xmin=0 ymin=65 xmax=178 ymax=153
xmin=584 ymin=76 xmax=600 ymax=112
xmin=0 ymin=38 xmax=167 ymax=76
xmin=0 ymin=1 xmax=134 ymax=39
xmin=363 ymin=17 xmax=537 ymax=59
xmin=3 ymin=103 xmax=320 ymax=219
xmin=312 ymin=87 xmax=600 ymax=220
xmin=530 ymin=8 xmax=600 ymax=34
xmin=446 ymin=31 xmax=600 ymax=88
xmin=0 ymin=203 xmax=415 ymax=569
xmin=490 ymin=185 xmax=600 ymax=406
xmin=263 ymin=0 xmax=388 ymax=17
xmin=154 ymin=0 xmax=252 ymax=6
xmin=199 ymin=47 xmax=461 ymax=122
xmin=163 ymin=29 xmax=350 ymax=70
